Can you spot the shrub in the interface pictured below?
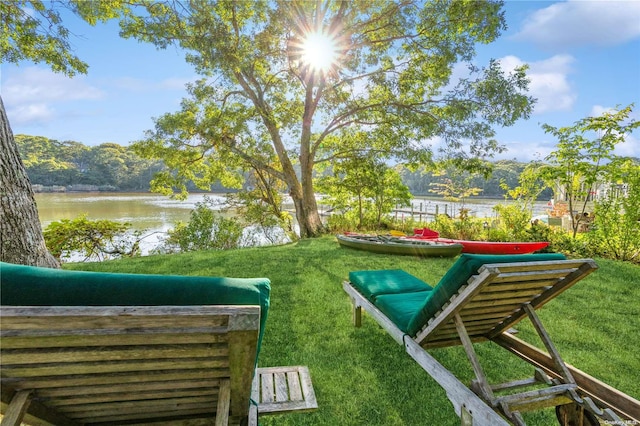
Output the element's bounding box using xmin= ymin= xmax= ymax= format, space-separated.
xmin=164 ymin=197 xmax=248 ymax=252
xmin=44 ymin=215 xmax=141 ymax=262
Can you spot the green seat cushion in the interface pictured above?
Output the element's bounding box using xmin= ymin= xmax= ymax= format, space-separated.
xmin=405 ymin=253 xmax=566 ymax=336
xmin=375 ymin=290 xmax=432 ymax=333
xmin=0 ymin=262 xmax=271 ymax=357
xmin=349 ymin=269 xmax=433 ymax=302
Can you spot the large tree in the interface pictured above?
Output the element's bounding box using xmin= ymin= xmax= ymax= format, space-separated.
xmin=1 ymin=0 xmax=117 ymax=266
xmin=121 ymin=0 xmax=534 ymax=237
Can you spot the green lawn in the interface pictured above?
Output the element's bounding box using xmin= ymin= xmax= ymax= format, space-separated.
xmin=66 ymin=236 xmax=640 ymax=425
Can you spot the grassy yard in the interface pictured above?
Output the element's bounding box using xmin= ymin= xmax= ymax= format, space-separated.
xmin=66 ymin=236 xmax=640 ymax=425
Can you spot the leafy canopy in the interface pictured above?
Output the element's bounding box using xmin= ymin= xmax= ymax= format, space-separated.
xmin=122 ymin=1 xmax=534 ymax=197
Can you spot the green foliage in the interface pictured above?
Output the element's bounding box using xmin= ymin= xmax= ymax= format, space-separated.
xmin=585 ymin=160 xmax=640 ymax=262
xmin=225 ymin=167 xmax=295 ymax=244
xmin=1 ymin=0 xmax=87 ymax=76
xmin=491 ymin=202 xmax=531 ymax=241
xmin=539 ymin=104 xmax=640 ymax=237
xmin=164 ymin=197 xmax=246 ymax=252
xmin=317 ymin=159 xmax=411 ymax=229
xmin=489 ymin=163 xmax=550 ymax=242
xmin=2 ymin=0 xmax=128 ymax=76
xmin=121 ymin=1 xmax=533 ymax=236
xmin=431 ymin=214 xmax=486 ymax=241
xmin=15 ymin=135 xmax=163 ymax=191
xmin=429 ymin=166 xmax=483 ymax=215
xmin=43 ymin=215 xmax=140 ymax=262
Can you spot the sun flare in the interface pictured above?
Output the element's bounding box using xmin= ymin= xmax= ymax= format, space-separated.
xmin=300 ymin=32 xmax=339 ymax=73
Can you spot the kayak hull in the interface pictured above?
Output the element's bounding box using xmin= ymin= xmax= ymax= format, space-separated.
xmin=408 ymin=228 xmax=550 ymax=254
xmin=336 ymin=234 xmax=463 ymax=258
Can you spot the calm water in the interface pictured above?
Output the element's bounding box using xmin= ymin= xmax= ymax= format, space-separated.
xmin=34 ymin=192 xmax=550 ymax=256
xmin=35 ymin=193 xmax=231 ymax=256
xmin=35 ymin=192 xmax=225 ymax=230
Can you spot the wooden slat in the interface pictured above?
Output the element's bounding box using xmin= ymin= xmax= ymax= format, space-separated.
xmin=2 ymin=369 xmax=227 ymax=391
xmin=488 ymin=270 xmax=576 ymax=283
xmin=36 ymin=378 xmax=222 ymax=399
xmin=1 ymin=390 xmax=32 ymax=426
xmin=45 ymin=388 xmax=218 ymax=406
xmin=274 ymin=372 xmax=288 ymax=402
xmin=215 ymin=379 xmax=230 ymax=426
xmin=287 ymin=371 xmax=303 ymax=401
xmin=472 ymin=287 xmax=547 ymax=301
xmin=261 ymin=371 xmax=275 ymax=403
xmin=1 ymin=344 xmax=227 ymax=364
xmin=0 ymin=332 xmax=225 ymax=349
xmin=481 ymin=280 xmax=555 ymax=292
xmin=0 ymin=305 xmax=262 ymax=425
xmin=69 ymin=404 xmax=216 ymax=422
xmin=2 ymin=358 xmax=229 ymax=377
xmin=58 ymin=395 xmax=217 ymax=414
xmin=254 ymin=366 xmax=318 ymax=414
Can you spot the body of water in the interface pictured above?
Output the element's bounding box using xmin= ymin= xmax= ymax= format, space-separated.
xmin=34 ymin=192 xmax=551 ymax=257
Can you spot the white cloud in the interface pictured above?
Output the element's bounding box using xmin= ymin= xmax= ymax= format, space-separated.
xmin=590 ymin=105 xmax=616 ymax=117
xmin=8 ymin=104 xmax=55 ymax=126
xmin=112 ymin=76 xmax=193 ymax=92
xmin=2 ymin=67 xmax=104 ymax=125
xmin=615 ymin=133 xmax=640 ymax=157
xmin=3 ymin=67 xmax=103 ymax=104
xmin=498 ymin=54 xmax=576 ymax=114
xmin=160 ymin=77 xmax=193 ymax=90
xmin=514 ymin=0 xmax=640 ymax=49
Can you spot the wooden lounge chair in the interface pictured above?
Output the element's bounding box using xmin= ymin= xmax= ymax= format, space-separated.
xmin=0 ymin=262 xmax=317 ymax=426
xmin=343 ymin=253 xmax=640 ymax=425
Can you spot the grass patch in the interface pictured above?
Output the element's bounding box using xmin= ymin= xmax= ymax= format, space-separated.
xmin=66 ymin=236 xmax=640 ymax=425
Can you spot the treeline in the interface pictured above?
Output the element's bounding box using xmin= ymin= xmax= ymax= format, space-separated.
xmin=15 ymin=135 xmax=230 ymax=192
xmin=400 ymin=162 xmax=554 ymax=199
xmin=17 ymin=134 xmax=550 ymax=198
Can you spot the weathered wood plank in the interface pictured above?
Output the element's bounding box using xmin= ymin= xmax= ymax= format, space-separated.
xmin=0 ymin=332 xmax=225 ymax=349
xmin=2 ymin=370 xmax=227 ymax=391
xmin=274 ymin=372 xmax=288 ymax=402
xmin=215 ymin=379 xmax=230 ymax=426
xmin=70 ymin=405 xmax=216 ymax=423
xmin=1 ymin=390 xmax=32 ymax=426
xmin=495 ymin=333 xmax=640 ymax=422
xmin=57 ymin=395 xmax=217 ymax=414
xmin=0 ymin=305 xmax=261 ymax=425
xmin=1 ymin=344 xmax=227 ymax=364
xmin=404 ymin=338 xmax=510 ymax=425
xmin=2 ymin=358 xmax=229 ymax=377
xmin=37 ymin=379 xmax=222 ymax=399
xmin=260 ymin=371 xmax=274 ymax=403
xmin=227 ymin=329 xmax=258 ymax=419
xmin=481 ymin=280 xmax=554 ymax=292
xmin=254 ymin=366 xmax=317 ymax=414
xmin=472 ymin=287 xmax=547 ymax=301
xmin=287 ymin=371 xmax=303 ymax=402
xmin=45 ymin=388 xmax=218 ymax=406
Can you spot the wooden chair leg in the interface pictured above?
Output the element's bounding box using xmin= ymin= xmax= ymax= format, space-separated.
xmin=215 ymin=379 xmax=231 ymax=426
xmin=1 ymin=390 xmax=32 ymax=426
xmin=354 ymin=303 xmax=362 ymax=327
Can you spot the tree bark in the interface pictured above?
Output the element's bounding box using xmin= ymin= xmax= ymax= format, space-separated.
xmin=0 ymin=96 xmax=59 ymax=268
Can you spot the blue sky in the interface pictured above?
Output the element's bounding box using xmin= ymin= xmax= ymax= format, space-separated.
xmin=2 ymin=1 xmax=639 ymax=162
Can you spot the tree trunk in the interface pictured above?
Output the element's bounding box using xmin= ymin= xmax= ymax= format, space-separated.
xmin=0 ymin=96 xmax=59 ymax=268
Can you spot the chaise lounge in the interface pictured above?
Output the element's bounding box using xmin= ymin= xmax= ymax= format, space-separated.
xmin=343 ymin=253 xmax=640 ymax=425
xmin=0 ymin=262 xmax=317 ymax=426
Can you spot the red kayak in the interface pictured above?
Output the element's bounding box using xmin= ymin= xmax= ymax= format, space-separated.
xmin=408 ymin=228 xmax=549 ymax=255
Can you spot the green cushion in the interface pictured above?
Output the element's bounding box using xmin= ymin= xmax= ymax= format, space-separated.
xmin=375 ymin=290 xmax=432 ymax=333
xmin=349 ymin=269 xmax=433 ymax=302
xmin=0 ymin=261 xmax=271 ymax=357
xmin=405 ymin=253 xmax=566 ymax=336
